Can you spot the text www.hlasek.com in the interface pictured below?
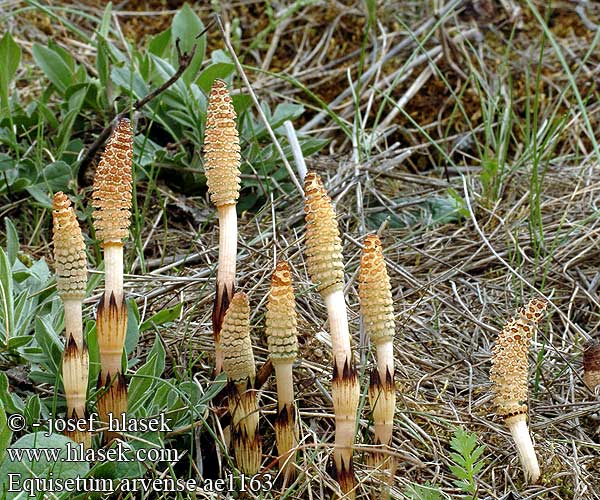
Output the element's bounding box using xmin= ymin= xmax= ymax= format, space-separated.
xmin=6 ymin=441 xmax=179 ymax=463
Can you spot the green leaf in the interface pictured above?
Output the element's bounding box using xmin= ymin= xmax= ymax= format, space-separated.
xmin=449 ymin=463 xmax=468 ymax=481
xmin=4 ymin=219 xmax=19 ymax=266
xmin=96 ymin=39 xmax=110 ymax=92
xmin=128 ymin=334 xmax=165 ymax=414
xmin=88 ymin=444 xmax=144 ymax=480
xmin=7 ymin=336 xmax=32 ymax=351
xmin=271 ymin=102 xmax=305 ymax=129
xmin=0 ymin=373 xmax=24 ymax=413
xmin=196 ymin=62 xmax=235 ymax=93
xmin=98 ymin=2 xmax=113 ymax=38
xmin=149 ymin=54 xmax=186 ymax=97
xmin=148 ymin=383 xmax=172 ymax=414
xmin=0 ymin=400 xmax=12 ymax=465
xmin=0 ymin=32 xmax=21 ymax=113
xmin=32 ymin=160 xmax=72 ymax=192
xmin=23 ymin=395 xmax=41 ymax=426
xmin=111 ymin=66 xmax=148 ymax=100
xmin=472 ymin=444 xmax=486 ymax=462
xmin=204 ymin=373 xmax=227 ymax=403
xmin=36 ymin=101 xmax=60 ymax=130
xmin=139 ymin=303 xmax=182 ymax=333
xmin=56 ymin=87 xmax=87 ymax=154
xmin=446 ymin=188 xmax=469 ymax=218
xmin=34 ymin=317 xmax=63 ymax=377
xmin=148 ymin=28 xmax=172 ymax=58
xmin=32 ymin=44 xmax=72 ymax=94
xmin=232 ymin=93 xmax=253 ymax=116
xmin=404 ymin=483 xmax=445 ymax=500
xmin=24 ymin=186 xmax=53 ymax=208
xmin=0 ymin=433 xmax=89 ymax=499
xmin=0 ymin=153 xmax=16 ymax=173
xmin=0 ymin=247 xmax=15 ymax=346
xmin=85 ymin=322 xmax=100 ymax=386
xmin=365 ymin=0 xmax=377 ymax=27
xmin=124 ymin=299 xmax=140 ymax=355
xmin=448 ymin=427 xmax=485 ymax=496
xmin=451 ymin=478 xmax=474 ymax=494
xmin=450 ymin=427 xmax=478 ymax=456
xmin=171 ymin=3 xmax=206 ymax=84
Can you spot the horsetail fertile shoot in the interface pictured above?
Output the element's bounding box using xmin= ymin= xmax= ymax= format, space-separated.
xmin=221 ymin=292 xmax=261 ymax=475
xmin=304 ymin=171 xmax=359 ymax=498
xmin=358 ymin=234 xmax=396 ymax=476
xmin=490 ymin=298 xmax=547 ymax=483
xmin=52 ymin=192 xmax=90 ymax=448
xmin=91 ymin=118 xmax=133 ymax=441
xmin=203 ymin=79 xmax=242 ymax=375
xmin=266 ymin=261 xmax=299 ymax=480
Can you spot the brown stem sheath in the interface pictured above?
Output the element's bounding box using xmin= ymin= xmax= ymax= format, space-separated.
xmin=375 ymin=342 xmax=394 ymax=384
xmin=332 ymin=356 xmax=359 ymax=498
xmin=97 ymin=293 xmax=128 ymax=378
xmin=63 ymin=299 xmax=84 ymax=350
xmin=273 ymin=363 xmax=298 ymax=480
xmin=62 ymin=336 xmax=88 ymax=419
xmin=96 ymin=372 xmax=128 ymax=443
xmin=369 ymin=368 xmax=395 ymax=447
xmin=62 ymin=335 xmax=90 ymax=449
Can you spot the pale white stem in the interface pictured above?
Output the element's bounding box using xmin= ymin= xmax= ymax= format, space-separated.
xmin=274 ymin=362 xmax=294 ymax=411
xmin=273 ymin=361 xmax=298 ymax=478
xmin=283 ymin=120 xmax=307 ymax=182
xmin=324 ymin=290 xmax=352 ymax=369
xmin=334 ymin=417 xmax=355 ymax=461
xmin=104 ymin=244 xmax=124 ymax=305
xmin=63 ymin=299 xmax=83 ymax=349
xmin=217 ymin=205 xmax=237 ymax=286
xmin=376 ymin=340 xmax=394 ymax=381
xmin=506 ymin=415 xmax=540 ymax=483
